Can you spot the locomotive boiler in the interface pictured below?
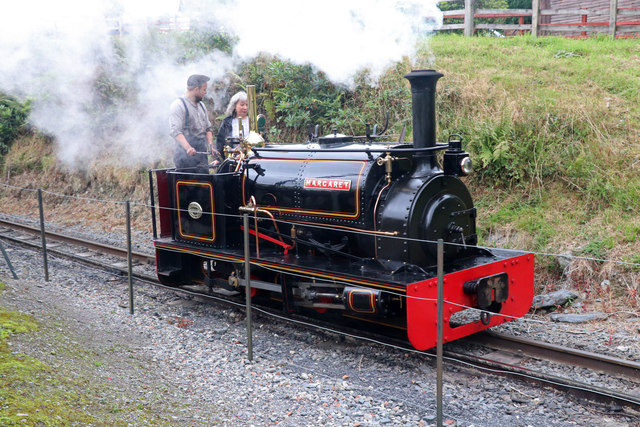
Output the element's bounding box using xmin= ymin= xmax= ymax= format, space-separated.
xmin=150 ymin=70 xmax=534 ymax=350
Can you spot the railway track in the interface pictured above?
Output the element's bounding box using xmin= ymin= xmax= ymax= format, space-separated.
xmin=1 ymin=216 xmax=638 ymax=414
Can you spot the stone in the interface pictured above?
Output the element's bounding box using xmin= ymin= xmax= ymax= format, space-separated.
xmin=557 ymin=252 xmax=572 ymax=272
xmin=531 ymin=290 xmax=579 ymax=310
xmin=549 ymin=312 xmax=608 ymax=323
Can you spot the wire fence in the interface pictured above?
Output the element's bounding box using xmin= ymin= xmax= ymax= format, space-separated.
xmin=0 ymin=179 xmax=638 ymax=326
xmin=0 ymin=179 xmax=638 ymax=421
xmin=1 ymin=231 xmax=637 ymax=420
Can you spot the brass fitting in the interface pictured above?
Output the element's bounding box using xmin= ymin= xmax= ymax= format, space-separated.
xmin=376 ymin=152 xmax=397 ymax=184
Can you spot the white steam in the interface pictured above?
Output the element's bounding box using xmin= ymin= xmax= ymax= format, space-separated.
xmin=0 ymin=0 xmax=442 ymax=170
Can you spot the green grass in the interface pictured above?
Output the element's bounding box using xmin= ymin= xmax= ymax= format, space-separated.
xmin=421 ymin=35 xmax=640 ymax=264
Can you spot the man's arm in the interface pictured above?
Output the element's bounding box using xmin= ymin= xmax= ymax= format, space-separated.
xmin=175 ymin=133 xmax=196 ymax=156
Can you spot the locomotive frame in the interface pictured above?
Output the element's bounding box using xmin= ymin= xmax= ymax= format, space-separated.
xmin=150 ymin=70 xmax=534 ymax=350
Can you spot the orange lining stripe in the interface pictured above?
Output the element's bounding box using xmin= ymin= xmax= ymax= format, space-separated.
xmin=348 ymin=289 xmax=377 ymax=314
xmin=154 ymin=242 xmax=406 ymax=293
xmin=242 ymin=158 xmax=366 ymax=219
xmin=175 ymin=180 xmax=216 ymax=242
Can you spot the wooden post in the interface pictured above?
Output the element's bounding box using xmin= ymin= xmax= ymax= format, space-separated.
xmin=532 ymin=0 xmax=540 ymax=37
xmin=464 ymin=0 xmax=475 ymax=36
xmin=609 ymin=0 xmax=619 ymax=37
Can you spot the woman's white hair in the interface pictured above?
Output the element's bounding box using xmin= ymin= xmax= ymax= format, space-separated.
xmin=225 ymin=91 xmax=248 ymax=117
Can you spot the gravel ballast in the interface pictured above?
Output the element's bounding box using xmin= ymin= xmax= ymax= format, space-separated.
xmin=1 ymin=239 xmax=638 ymax=426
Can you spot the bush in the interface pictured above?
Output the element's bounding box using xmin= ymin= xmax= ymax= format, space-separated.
xmin=238 ymin=57 xmax=345 ymax=141
xmin=0 ymin=94 xmax=31 ymax=154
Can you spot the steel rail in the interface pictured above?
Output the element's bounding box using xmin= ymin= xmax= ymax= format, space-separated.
xmin=0 ymin=218 xmax=154 ymax=265
xmin=0 ymin=220 xmax=158 ymax=283
xmin=467 ymin=330 xmax=640 ymax=380
xmin=443 ymin=348 xmax=640 ymax=411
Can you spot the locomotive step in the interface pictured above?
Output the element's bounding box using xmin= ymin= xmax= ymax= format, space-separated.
xmin=157 ymin=267 xmax=181 ymax=277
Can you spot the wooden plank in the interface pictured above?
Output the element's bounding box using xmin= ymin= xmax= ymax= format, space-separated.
xmin=618 ymin=8 xmax=640 ymax=15
xmin=442 ymin=9 xmax=465 ymax=17
xmin=545 ymin=20 xmax=610 ymax=26
xmin=610 ymin=0 xmax=619 ymax=36
xmin=440 ymin=24 xmax=466 ymax=30
xmin=14 ymin=234 xmax=37 ymax=241
xmin=540 ymin=24 xmax=609 ymax=32
xmin=540 ymin=9 xmax=608 ymax=15
xmin=476 ymin=8 xmax=531 ymax=15
xmin=475 ymin=24 xmax=531 ymax=30
xmin=475 ymin=13 xmax=530 ymax=18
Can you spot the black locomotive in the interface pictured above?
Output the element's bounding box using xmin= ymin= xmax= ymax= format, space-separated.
xmin=150 ymin=70 xmax=534 ymax=350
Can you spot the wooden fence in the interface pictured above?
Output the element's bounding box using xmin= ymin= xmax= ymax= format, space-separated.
xmin=439 ymin=0 xmax=640 ymax=38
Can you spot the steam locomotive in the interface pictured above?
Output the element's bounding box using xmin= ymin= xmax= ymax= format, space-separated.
xmin=149 ymin=70 xmax=534 ymax=350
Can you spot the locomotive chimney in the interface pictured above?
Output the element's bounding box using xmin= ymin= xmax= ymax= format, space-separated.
xmin=404 ymin=70 xmax=443 ymax=170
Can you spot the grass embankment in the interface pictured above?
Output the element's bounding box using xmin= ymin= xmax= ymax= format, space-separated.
xmin=427 ymin=35 xmax=640 ymax=301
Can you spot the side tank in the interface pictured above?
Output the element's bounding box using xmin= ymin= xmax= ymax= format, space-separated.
xmin=242 ymin=143 xmax=399 ymax=259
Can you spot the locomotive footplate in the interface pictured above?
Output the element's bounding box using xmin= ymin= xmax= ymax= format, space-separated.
xmin=405 ymin=251 xmax=534 ymax=351
xmin=154 ymin=239 xmax=534 ymax=351
xmin=154 ymin=238 xmax=423 ymax=292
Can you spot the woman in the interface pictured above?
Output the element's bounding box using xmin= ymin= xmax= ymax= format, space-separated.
xmin=216 ymin=91 xmax=249 ymax=155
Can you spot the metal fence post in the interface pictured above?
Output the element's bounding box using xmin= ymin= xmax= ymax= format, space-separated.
xmin=126 ymin=201 xmax=134 ymax=315
xmin=0 ymin=240 xmax=18 ymax=279
xmin=242 ymin=213 xmax=254 ymax=361
xmin=436 ymin=238 xmax=444 ymax=426
xmin=37 ymin=189 xmax=49 ymax=281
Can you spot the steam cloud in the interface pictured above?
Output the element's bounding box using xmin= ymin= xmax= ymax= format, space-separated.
xmin=0 ymin=0 xmax=442 ymax=170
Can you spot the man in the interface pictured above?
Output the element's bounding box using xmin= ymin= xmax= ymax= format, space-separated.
xmin=169 ymin=74 xmax=219 ymax=172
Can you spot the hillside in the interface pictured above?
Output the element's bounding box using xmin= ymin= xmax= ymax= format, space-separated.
xmin=1 ymin=34 xmax=638 ymax=309
xmin=428 ymin=35 xmax=640 ymax=301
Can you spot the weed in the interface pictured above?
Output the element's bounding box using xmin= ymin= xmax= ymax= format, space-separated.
xmin=624 ymin=280 xmax=639 ymax=308
xmin=579 ymin=240 xmax=609 ymax=260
